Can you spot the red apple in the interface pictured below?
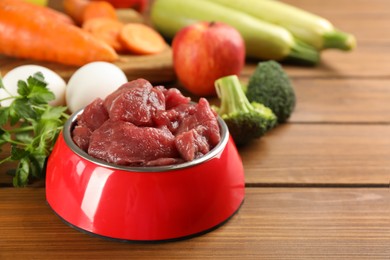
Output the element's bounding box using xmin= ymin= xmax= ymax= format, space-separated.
xmin=172 ymin=21 xmax=245 ymax=96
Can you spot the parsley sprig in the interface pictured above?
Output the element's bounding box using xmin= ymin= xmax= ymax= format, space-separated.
xmin=0 ymin=72 xmax=69 ymax=187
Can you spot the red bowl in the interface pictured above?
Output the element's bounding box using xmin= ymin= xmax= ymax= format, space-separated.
xmin=46 ymin=109 xmax=245 ymax=242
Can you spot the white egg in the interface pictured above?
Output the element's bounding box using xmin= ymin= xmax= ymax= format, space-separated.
xmin=66 ymin=62 xmax=128 ymax=113
xmin=0 ymin=65 xmax=66 ymax=107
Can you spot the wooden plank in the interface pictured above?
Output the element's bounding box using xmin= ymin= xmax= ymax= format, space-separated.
xmin=0 ymin=48 xmax=175 ymax=84
xmin=3 ymin=80 xmax=390 ymax=186
xmin=291 ymin=46 xmax=390 ymax=78
xmin=282 ymin=0 xmax=390 ymax=44
xmin=240 ymin=124 xmax=390 ymax=185
xmin=236 ymin=77 xmax=390 ymax=124
xmin=291 ymin=79 xmax=390 ymax=123
xmin=242 ymin=45 xmax=390 ymax=79
xmin=282 ymin=0 xmax=389 ymax=14
xmin=3 ymin=124 xmax=389 ymax=186
xmin=0 ymin=188 xmax=388 ymax=259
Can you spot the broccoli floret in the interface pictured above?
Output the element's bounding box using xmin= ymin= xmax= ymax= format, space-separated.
xmin=214 ymin=75 xmax=277 ymax=146
xmin=246 ymin=60 xmax=296 ymax=123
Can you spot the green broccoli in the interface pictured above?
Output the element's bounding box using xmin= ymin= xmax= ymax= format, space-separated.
xmin=246 ymin=60 xmax=296 ymax=123
xmin=214 ymin=75 xmax=277 ymax=146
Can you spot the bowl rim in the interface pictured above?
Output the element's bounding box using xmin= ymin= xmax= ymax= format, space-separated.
xmin=62 ymin=108 xmax=230 ymax=172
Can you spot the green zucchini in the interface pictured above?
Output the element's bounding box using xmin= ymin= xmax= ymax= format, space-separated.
xmin=209 ymin=0 xmax=356 ymax=51
xmin=150 ymin=0 xmax=319 ymax=65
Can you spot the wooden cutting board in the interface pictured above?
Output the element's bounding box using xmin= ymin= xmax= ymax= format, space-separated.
xmin=0 ymin=47 xmax=176 ymax=84
xmin=0 ymin=1 xmax=175 ymax=84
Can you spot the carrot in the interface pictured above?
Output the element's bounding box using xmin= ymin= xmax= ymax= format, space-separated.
xmin=0 ymin=1 xmax=118 ymax=66
xmin=63 ymin=0 xmax=117 ymax=25
xmin=63 ymin=0 xmax=89 ymax=25
xmin=82 ymin=1 xmax=117 ymax=22
xmin=90 ymin=0 xmax=149 ymax=13
xmin=5 ymin=0 xmax=75 ymax=25
xmin=119 ymin=23 xmax=167 ymax=55
xmin=82 ymin=18 xmax=124 ymax=52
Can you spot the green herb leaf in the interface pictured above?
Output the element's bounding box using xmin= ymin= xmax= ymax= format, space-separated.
xmin=17 ymin=80 xmax=29 ymax=97
xmin=0 ymin=107 xmax=10 ymax=125
xmin=11 ymin=98 xmax=36 ymax=121
xmin=29 ymin=86 xmax=55 ymax=105
xmin=27 ymin=72 xmax=46 ymax=88
xmin=8 ymin=105 xmax=21 ymax=126
xmin=0 ymin=72 xmax=68 ymax=187
xmin=41 ymin=106 xmax=68 ymax=121
xmin=0 ymin=74 xmax=4 ymax=89
xmin=13 ymin=158 xmax=30 ymax=187
xmin=0 ymin=128 xmax=7 ymax=151
xmin=15 ymin=129 xmax=34 ymax=144
xmin=0 ymin=130 xmax=11 ymax=143
xmin=33 ymin=119 xmax=58 ymax=154
xmin=11 ymin=145 xmax=29 ymax=160
xmin=29 ymin=153 xmax=47 ymax=179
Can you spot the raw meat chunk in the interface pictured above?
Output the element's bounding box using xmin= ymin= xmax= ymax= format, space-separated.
xmin=88 ymin=120 xmax=178 ymax=165
xmin=176 ymin=98 xmax=221 ymax=147
xmin=72 ymin=125 xmax=91 ymax=151
xmin=76 ymin=98 xmax=108 ymax=131
xmin=153 ymin=103 xmax=196 ymax=133
xmin=72 ymin=79 xmax=221 ymax=166
xmin=164 ymin=87 xmax=190 ymax=109
xmin=175 ymin=129 xmax=210 ymax=161
xmin=72 ymin=98 xmax=108 ymax=151
xmin=104 ymin=79 xmax=165 ymax=126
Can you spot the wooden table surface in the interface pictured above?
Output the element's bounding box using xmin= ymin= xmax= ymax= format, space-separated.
xmin=1 ymin=0 xmax=390 ymax=259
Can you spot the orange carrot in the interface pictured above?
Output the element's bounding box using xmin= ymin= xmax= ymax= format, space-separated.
xmin=119 ymin=23 xmax=167 ymax=55
xmin=63 ymin=0 xmax=117 ymax=25
xmin=90 ymin=0 xmax=149 ymax=13
xmin=82 ymin=1 xmax=117 ymax=22
xmin=82 ymin=18 xmax=124 ymax=52
xmin=5 ymin=0 xmax=75 ymax=25
xmin=0 ymin=1 xmax=118 ymax=66
xmin=62 ymin=0 xmax=89 ymax=25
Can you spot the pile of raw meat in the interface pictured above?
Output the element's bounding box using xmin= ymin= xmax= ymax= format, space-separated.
xmin=72 ymin=79 xmax=221 ymax=166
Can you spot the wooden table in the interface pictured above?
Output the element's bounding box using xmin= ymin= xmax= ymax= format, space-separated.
xmin=1 ymin=0 xmax=389 ymax=259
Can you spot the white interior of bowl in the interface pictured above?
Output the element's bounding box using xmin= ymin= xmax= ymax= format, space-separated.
xmin=62 ymin=109 xmax=230 ymax=172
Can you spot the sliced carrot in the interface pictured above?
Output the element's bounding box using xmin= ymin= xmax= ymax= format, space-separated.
xmin=82 ymin=1 xmax=117 ymax=22
xmin=63 ymin=0 xmax=117 ymax=25
xmin=90 ymin=0 xmax=149 ymax=13
xmin=0 ymin=1 xmax=118 ymax=66
xmin=119 ymin=23 xmax=167 ymax=55
xmin=82 ymin=18 xmax=125 ymax=52
xmin=63 ymin=0 xmax=89 ymax=25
